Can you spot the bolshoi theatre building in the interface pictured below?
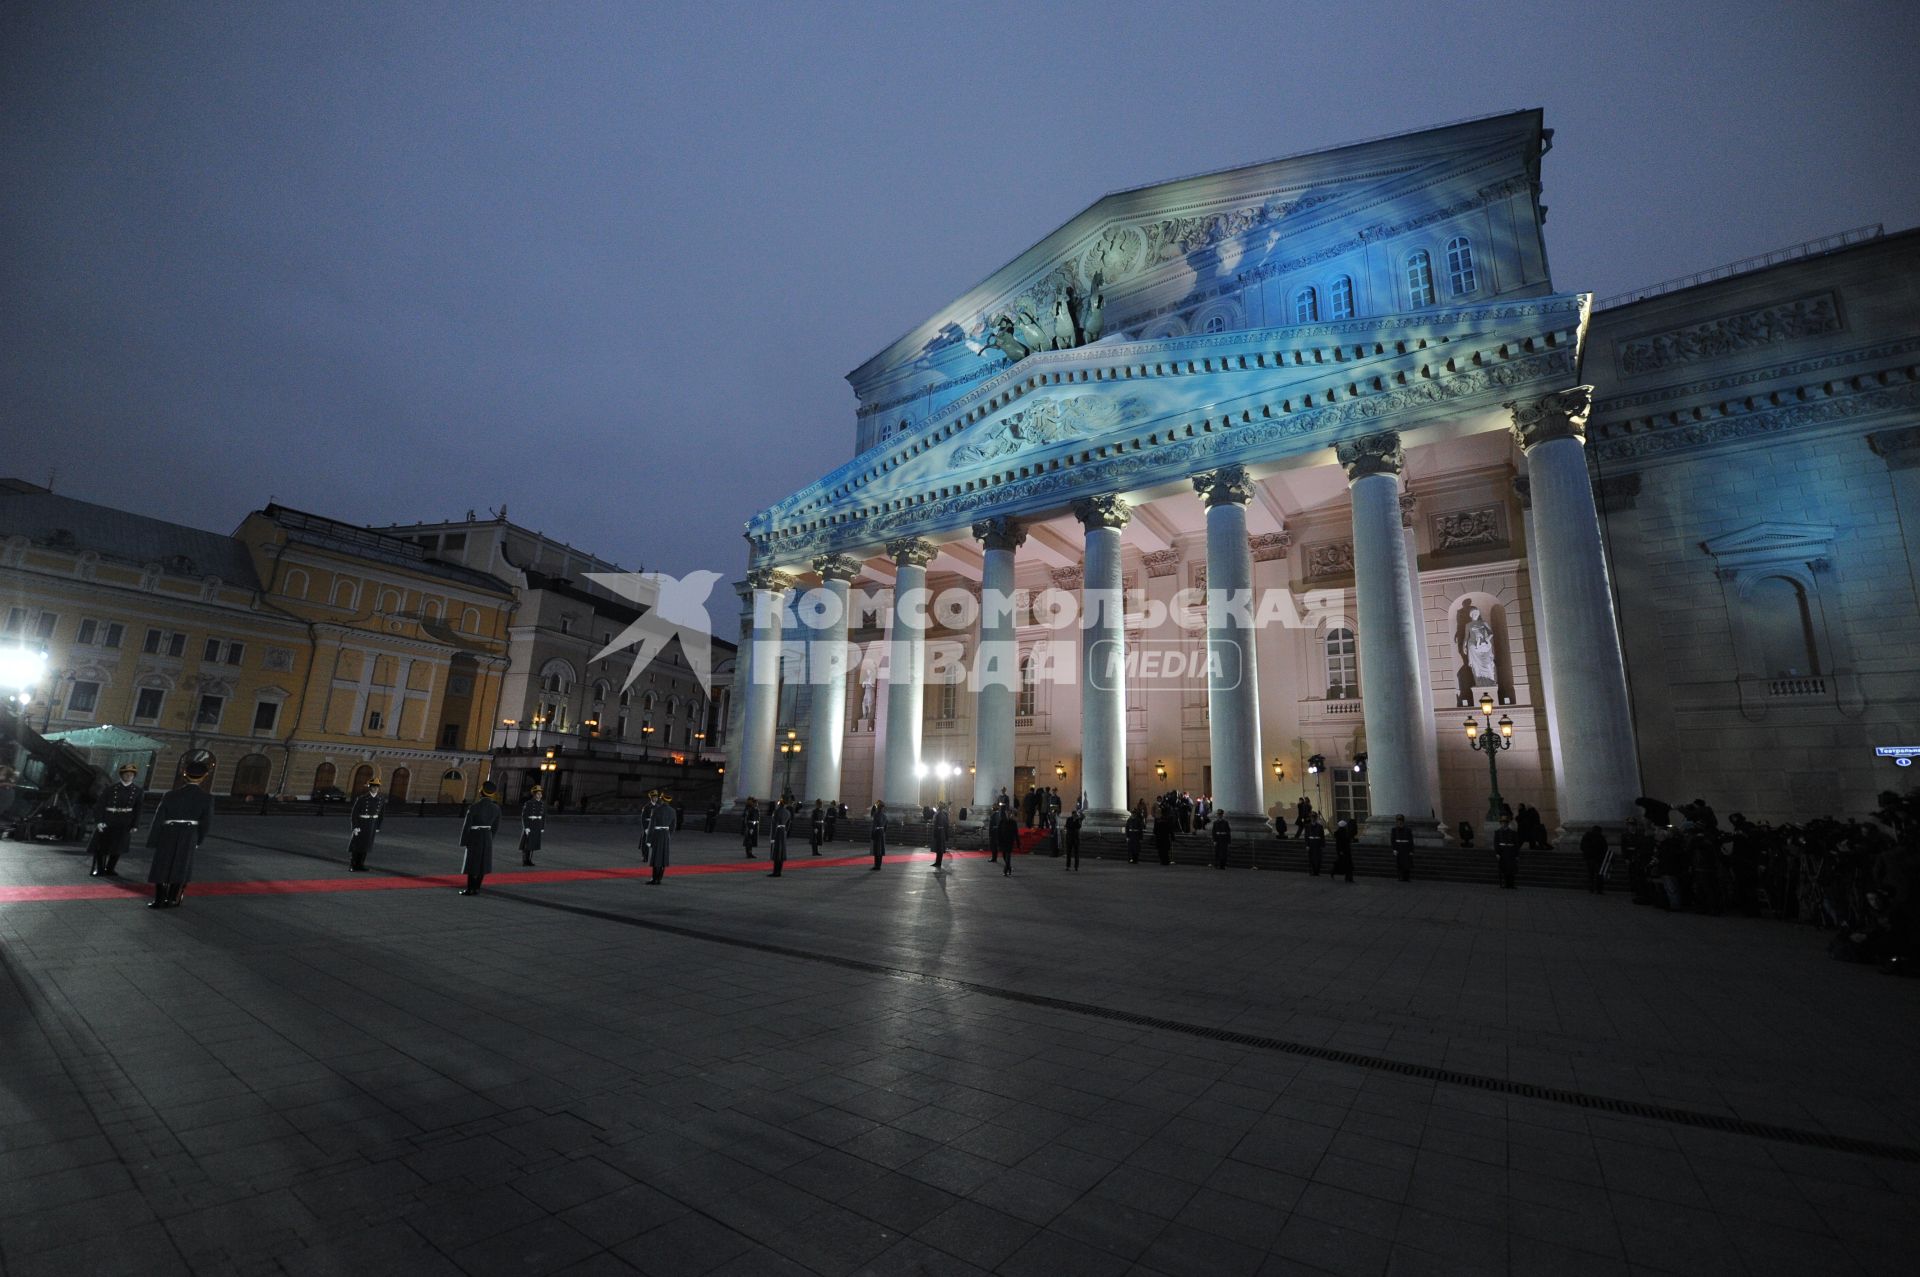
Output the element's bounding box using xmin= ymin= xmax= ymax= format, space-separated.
xmin=721 ymin=110 xmax=1920 ymax=836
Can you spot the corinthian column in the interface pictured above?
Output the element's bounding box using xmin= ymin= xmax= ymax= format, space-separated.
xmin=881 ymin=537 xmax=937 ymax=809
xmin=1193 ymin=466 xmax=1263 ymax=821
xmin=735 ymin=567 xmax=794 ymax=805
xmin=1507 ymin=388 xmax=1640 ymax=827
xmin=972 ymin=518 xmax=1025 ymax=809
xmin=1336 ymin=432 xmax=1436 ymax=836
xmin=803 ymin=554 xmax=861 ymax=803
xmin=1073 ymin=494 xmax=1131 ymax=820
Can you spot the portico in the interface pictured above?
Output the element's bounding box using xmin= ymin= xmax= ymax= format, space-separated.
xmin=729 ymin=111 xmax=1644 ymax=837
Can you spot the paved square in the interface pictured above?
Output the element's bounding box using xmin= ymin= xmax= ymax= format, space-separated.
xmin=4 ymin=817 xmax=1918 ymax=1275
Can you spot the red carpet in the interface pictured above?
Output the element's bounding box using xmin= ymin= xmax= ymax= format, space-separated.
xmin=0 ymin=849 xmax=1000 ymax=904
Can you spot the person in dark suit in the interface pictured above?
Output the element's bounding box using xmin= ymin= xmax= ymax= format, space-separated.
xmin=145 ymin=751 xmax=215 ymax=907
xmin=703 ymin=799 xmax=719 ymax=834
xmin=768 ymin=800 xmax=790 ymax=877
xmin=809 ymin=799 xmax=825 ymax=855
xmin=741 ymin=797 xmax=760 ymax=858
xmin=1124 ymin=801 xmax=1145 ymax=863
xmin=1304 ymin=814 xmax=1326 ymax=876
xmin=868 ymin=801 xmax=887 ymax=869
xmin=930 ymin=802 xmax=951 ymax=872
xmin=1062 ymin=809 xmax=1083 ymax=871
xmin=346 ymin=778 xmax=385 ymax=871
xmin=458 ymin=781 xmax=501 ymax=895
xmin=517 ymin=784 xmax=547 ymax=866
xmin=1493 ymin=816 xmax=1520 ymax=889
xmin=91 ymin=762 xmax=143 ymax=877
xmin=1581 ymin=825 xmax=1609 ymax=894
xmin=1152 ymin=802 xmax=1174 ymax=865
xmin=1390 ymin=814 xmax=1414 ymax=882
xmin=1211 ymin=812 xmax=1232 ymax=869
xmin=1332 ymin=819 xmax=1355 ymax=883
xmin=1296 ymin=795 xmax=1311 ymax=829
xmin=645 ymin=795 xmax=673 ymax=883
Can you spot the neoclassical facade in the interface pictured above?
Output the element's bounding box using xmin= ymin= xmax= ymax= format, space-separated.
xmin=726 ymin=111 xmax=1920 ymax=832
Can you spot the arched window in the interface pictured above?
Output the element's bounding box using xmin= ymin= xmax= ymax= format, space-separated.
xmin=1445 ymin=237 xmax=1476 ymax=296
xmin=642 ymin=691 xmax=657 ymax=713
xmin=1203 ymin=314 xmax=1227 ymax=334
xmin=312 ymin=761 xmax=336 ymax=796
xmin=1292 ymin=287 xmax=1318 ymax=324
xmin=539 ymin=659 xmax=576 ymax=696
xmin=591 ymin=679 xmax=610 ymax=705
xmin=1328 ymin=275 xmax=1355 ymax=320
xmin=664 ymin=695 xmax=679 ymax=719
xmin=1016 ymin=654 xmax=1037 ymax=718
xmin=1746 ymin=576 xmax=1821 ymax=677
xmin=1405 ymin=251 xmax=1435 ymax=309
xmin=230 ymin=753 xmax=272 ymax=798
xmin=1325 ymin=627 xmax=1358 ymax=699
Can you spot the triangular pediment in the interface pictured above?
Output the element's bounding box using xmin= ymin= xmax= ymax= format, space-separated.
xmin=848 ymin=110 xmax=1548 ymax=405
xmin=1702 ymin=521 xmax=1836 ymax=559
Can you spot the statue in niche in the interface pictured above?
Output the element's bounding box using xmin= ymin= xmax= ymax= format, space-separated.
xmin=1459 ymin=606 xmax=1498 ymax=690
xmin=857 ymin=669 xmax=877 ymax=729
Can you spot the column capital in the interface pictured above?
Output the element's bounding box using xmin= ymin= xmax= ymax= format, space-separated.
xmin=1192 ymin=465 xmax=1255 ymax=509
xmin=972 ymin=516 xmax=1028 ymax=552
xmin=1511 ymin=474 xmax=1532 ymax=510
xmin=1071 ymin=493 xmax=1133 ymax=531
xmin=811 ymin=553 xmax=863 ymax=582
xmin=1506 ymin=386 xmax=1595 ymax=450
xmin=884 ymin=537 xmax=937 ymax=568
xmin=1868 ymin=425 xmax=1920 ymax=471
xmin=1335 ymin=431 xmax=1405 ymax=482
xmin=744 ymin=567 xmax=796 ymax=593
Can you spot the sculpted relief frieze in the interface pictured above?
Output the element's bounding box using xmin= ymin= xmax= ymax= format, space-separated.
xmin=1429 ymin=506 xmax=1507 ymax=554
xmin=1304 ymin=542 xmax=1355 ymax=580
xmin=1616 ymin=293 xmax=1843 ymax=376
xmin=948 ymin=394 xmax=1149 ymax=469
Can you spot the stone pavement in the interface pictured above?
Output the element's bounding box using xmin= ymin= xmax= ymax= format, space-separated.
xmin=2 ymin=817 xmax=1917 ymax=1276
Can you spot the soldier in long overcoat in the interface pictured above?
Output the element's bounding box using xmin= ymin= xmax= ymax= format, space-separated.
xmin=91 ymin=762 xmax=144 ymax=877
xmin=1493 ymin=816 xmax=1521 ymax=889
xmin=346 ymin=778 xmax=385 ymax=871
xmin=930 ymin=802 xmax=951 ymax=872
xmin=645 ymin=796 xmax=673 ymax=883
xmin=869 ymin=801 xmax=886 ymax=869
xmin=741 ymin=797 xmax=760 ymax=858
xmin=459 ymin=782 xmax=501 ymax=895
xmin=809 ymin=800 xmax=826 ymax=855
xmin=768 ymin=800 xmax=790 ymax=877
xmin=146 ymin=751 xmax=215 ymax=907
xmin=519 ymin=785 xmax=547 ymax=866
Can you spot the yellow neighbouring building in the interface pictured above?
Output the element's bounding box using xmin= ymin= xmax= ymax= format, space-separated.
xmin=1 ymin=479 xmax=515 ymax=802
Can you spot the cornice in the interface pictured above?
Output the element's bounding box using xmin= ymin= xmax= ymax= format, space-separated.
xmin=1589 ymin=374 xmax=1920 ymax=463
xmin=1592 ymin=337 xmax=1920 ymax=416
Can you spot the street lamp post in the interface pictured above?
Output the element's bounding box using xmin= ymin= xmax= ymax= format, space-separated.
xmin=1306 ymin=753 xmax=1326 ymax=818
xmin=777 ymin=729 xmax=802 ymax=797
xmin=1463 ymin=692 xmax=1514 ymax=823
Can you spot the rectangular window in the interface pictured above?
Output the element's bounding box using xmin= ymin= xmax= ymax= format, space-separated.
xmin=225 ymin=642 xmax=244 ymax=666
xmin=168 ymin=633 xmax=185 ymax=658
xmin=195 ymin=695 xmax=224 ymax=728
xmin=252 ymin=701 xmax=279 ymax=733
xmin=2 ymin=608 xmax=25 ymax=634
xmin=440 ymin=723 xmax=461 ymax=749
xmin=204 ymin=637 xmax=222 ymax=662
xmin=133 ymin=688 xmax=164 ymax=721
xmin=30 ymin=612 xmax=56 ymax=639
xmin=68 ymin=681 xmax=100 ymax=714
xmin=441 ymin=533 xmax=466 ymax=552
xmin=144 ymin=628 xmax=162 ymax=654
xmin=77 ymin=619 xmax=97 ymax=646
xmin=102 ymin=622 xmax=124 ymax=648
xmin=366 ymin=709 xmax=383 ymax=732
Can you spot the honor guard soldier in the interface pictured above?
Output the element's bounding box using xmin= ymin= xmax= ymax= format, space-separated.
xmin=741 ymin=797 xmax=760 ymax=858
xmin=868 ymin=801 xmax=886 ymax=869
xmin=1125 ymin=802 xmax=1145 ymax=863
xmin=90 ymin=762 xmax=144 ymax=876
xmin=146 ymin=750 xmax=215 ymax=908
xmin=645 ymin=794 xmax=673 ymax=883
xmin=519 ymin=785 xmax=547 ymax=866
xmin=930 ymin=802 xmax=951 ymax=872
xmin=809 ymin=799 xmax=826 ymax=855
xmin=768 ymin=800 xmax=790 ymax=877
xmin=1390 ymin=814 xmax=1415 ymax=882
xmin=1493 ymin=815 xmax=1521 ymax=889
xmin=1332 ymin=819 xmax=1355 ymax=883
xmin=1303 ymin=814 xmax=1326 ymax=876
xmin=458 ymin=781 xmax=502 ymax=895
xmin=346 ymin=777 xmax=385 ymax=871
xmin=1209 ymin=812 xmax=1231 ymax=870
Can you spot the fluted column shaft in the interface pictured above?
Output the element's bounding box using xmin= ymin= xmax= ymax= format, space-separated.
xmin=803 ymin=556 xmax=861 ymax=802
xmin=735 ymin=570 xmax=792 ymax=805
xmin=1195 ymin=468 xmax=1263 ymax=819
xmin=1338 ymin=433 xmax=1436 ymax=833
xmin=1513 ymin=478 xmax=1567 ymax=815
xmin=1510 ymin=389 xmax=1640 ymax=826
xmin=1074 ymin=495 xmax=1131 ymax=818
xmin=881 ymin=538 xmax=936 ymax=808
xmin=973 ymin=519 xmax=1024 ymax=808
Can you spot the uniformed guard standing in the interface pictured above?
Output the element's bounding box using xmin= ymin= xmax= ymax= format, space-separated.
xmin=868 ymin=801 xmax=886 ymax=870
xmin=1332 ymin=819 xmax=1355 ymax=883
xmin=1390 ymin=814 xmax=1415 ymax=882
xmin=1210 ymin=812 xmax=1232 ymax=870
xmin=768 ymin=800 xmax=790 ymax=877
xmin=809 ymin=799 xmax=826 ymax=855
xmin=145 ymin=750 xmax=215 ymax=908
xmin=1063 ymin=809 xmax=1084 ymax=871
xmin=1152 ymin=802 xmax=1174 ymax=866
xmin=519 ymin=785 xmax=547 ymax=866
xmin=930 ymin=802 xmax=951 ymax=872
xmin=458 ymin=781 xmax=501 ymax=895
xmin=90 ymin=762 xmax=144 ymax=877
xmin=1493 ymin=816 xmax=1520 ymax=889
xmin=1124 ymin=801 xmax=1145 ymax=863
xmin=645 ymin=796 xmax=673 ymax=883
xmin=704 ymin=799 xmax=719 ymax=834
xmin=741 ymin=797 xmax=760 ymax=858
xmin=1302 ymin=815 xmax=1325 ymax=875
xmin=346 ymin=778 xmax=385 ymax=872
